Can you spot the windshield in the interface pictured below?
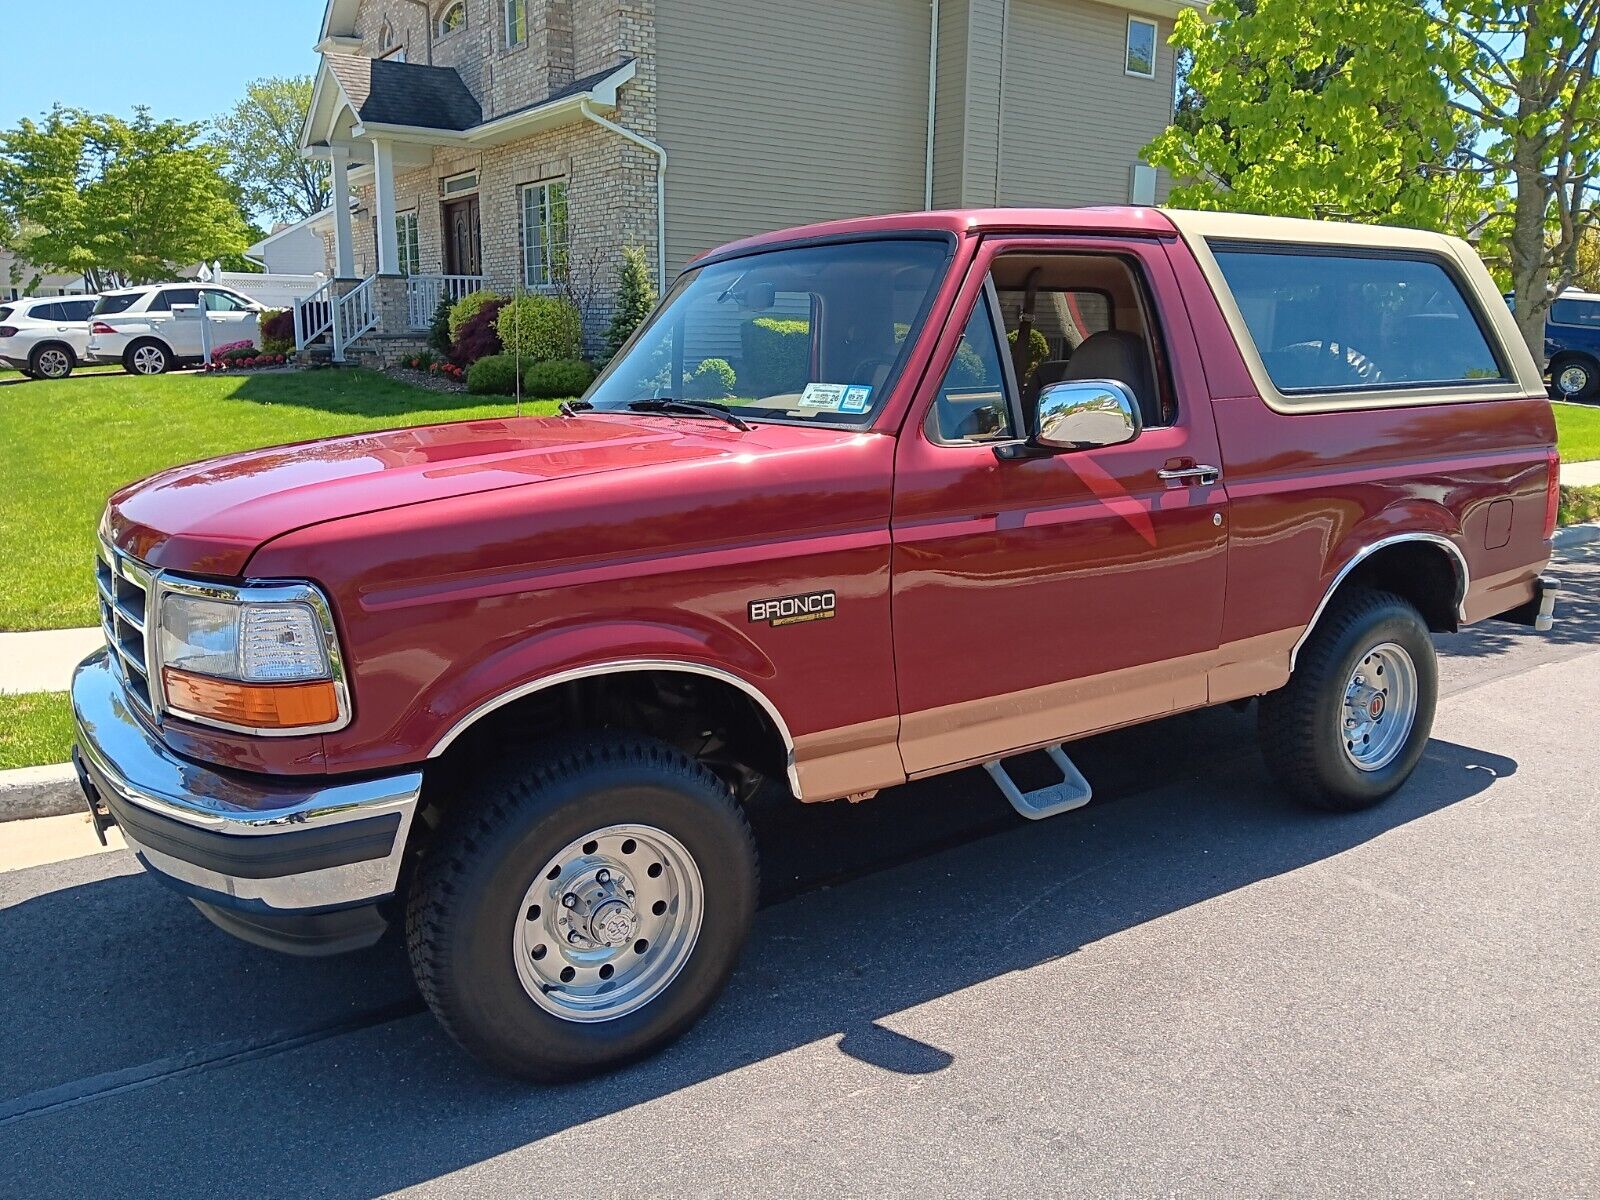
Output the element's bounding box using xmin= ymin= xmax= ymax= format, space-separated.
xmin=586 ymin=237 xmax=951 ymax=425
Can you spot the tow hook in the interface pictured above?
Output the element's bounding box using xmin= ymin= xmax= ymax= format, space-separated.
xmin=71 ymin=747 xmax=117 ymax=847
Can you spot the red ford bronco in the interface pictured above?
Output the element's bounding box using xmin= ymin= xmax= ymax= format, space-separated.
xmin=73 ymin=208 xmax=1561 ymax=1079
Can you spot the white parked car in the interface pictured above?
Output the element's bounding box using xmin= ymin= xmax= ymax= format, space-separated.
xmin=0 ymin=295 xmax=100 ymax=379
xmin=87 ymin=284 xmax=265 ymax=375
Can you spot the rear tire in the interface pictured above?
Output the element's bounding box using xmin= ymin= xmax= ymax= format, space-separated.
xmin=1551 ymin=353 xmax=1600 ymax=403
xmin=407 ymin=734 xmax=759 ymax=1081
xmin=124 ymin=340 xmax=170 ymax=375
xmin=1259 ymin=588 xmax=1437 ymax=812
xmin=29 ymin=343 xmax=74 ymax=380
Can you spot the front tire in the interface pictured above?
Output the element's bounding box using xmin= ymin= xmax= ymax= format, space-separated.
xmin=1259 ymin=588 xmax=1437 ymax=812
xmin=406 ymin=735 xmax=759 ymax=1081
xmin=1551 ymin=354 xmax=1600 ymax=403
xmin=29 ymin=343 xmax=74 ymax=380
xmin=124 ymin=340 xmax=170 ymax=375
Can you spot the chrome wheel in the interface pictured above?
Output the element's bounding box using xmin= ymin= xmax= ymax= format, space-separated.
xmin=1340 ymin=642 xmax=1418 ymax=772
xmin=1557 ymin=363 xmax=1591 ymax=397
xmin=35 ymin=348 xmax=71 ymax=378
xmin=130 ymin=345 xmax=166 ymax=374
xmin=513 ymin=823 xmax=703 ymax=1023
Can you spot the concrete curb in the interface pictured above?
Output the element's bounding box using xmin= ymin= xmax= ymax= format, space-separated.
xmin=1554 ymin=520 xmax=1600 ymax=549
xmin=0 ymin=762 xmax=83 ymax=823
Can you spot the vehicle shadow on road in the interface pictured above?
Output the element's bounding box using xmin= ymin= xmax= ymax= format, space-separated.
xmin=0 ymin=721 xmax=1517 ymax=1197
xmin=1437 ymin=541 xmax=1598 ymax=661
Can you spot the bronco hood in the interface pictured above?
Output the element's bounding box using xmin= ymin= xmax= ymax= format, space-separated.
xmin=107 ymin=414 xmax=842 ymax=576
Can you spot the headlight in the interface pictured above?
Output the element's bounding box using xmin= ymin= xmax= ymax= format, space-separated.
xmin=154 ymin=580 xmax=348 ymax=734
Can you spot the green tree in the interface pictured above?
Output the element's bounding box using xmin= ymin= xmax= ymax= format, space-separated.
xmin=605 ymin=244 xmax=658 ymax=358
xmin=0 ymin=107 xmax=250 ymax=288
xmin=212 ymin=76 xmax=330 ymax=223
xmin=1435 ymin=2 xmax=1600 ymax=359
xmin=1145 ymin=0 xmax=1493 ymax=231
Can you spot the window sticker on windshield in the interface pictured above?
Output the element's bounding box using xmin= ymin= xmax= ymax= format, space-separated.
xmin=840 ymin=385 xmax=873 ymax=414
xmin=800 ymin=383 xmax=850 ymax=410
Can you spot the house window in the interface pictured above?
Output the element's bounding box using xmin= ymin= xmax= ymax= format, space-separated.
xmin=441 ymin=170 xmax=478 ymax=196
xmin=396 ymin=211 xmax=421 ymax=275
xmin=1125 ymin=15 xmax=1158 ymax=78
xmin=521 ymin=180 xmax=570 ymax=288
xmin=438 ymin=1 xmax=466 ymax=36
xmin=505 ymin=0 xmax=527 ymax=46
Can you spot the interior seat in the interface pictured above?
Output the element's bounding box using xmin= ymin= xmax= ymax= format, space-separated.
xmin=1058 ymin=330 xmax=1160 ymax=427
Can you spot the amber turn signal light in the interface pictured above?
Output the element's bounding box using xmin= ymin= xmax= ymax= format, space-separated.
xmin=162 ymin=668 xmax=341 ymax=730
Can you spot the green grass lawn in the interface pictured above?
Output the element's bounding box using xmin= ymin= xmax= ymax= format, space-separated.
xmin=1 ymin=369 xmax=559 ymax=631
xmin=0 ymin=691 xmax=74 ymax=770
xmin=1554 ymin=402 xmax=1600 ymax=463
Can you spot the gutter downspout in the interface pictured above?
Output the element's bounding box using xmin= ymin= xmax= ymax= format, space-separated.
xmin=925 ymin=0 xmax=939 ymax=210
xmin=579 ymin=99 xmax=668 ymax=291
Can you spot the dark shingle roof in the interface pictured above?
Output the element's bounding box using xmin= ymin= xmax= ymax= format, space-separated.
xmin=325 ymin=54 xmax=482 ymax=132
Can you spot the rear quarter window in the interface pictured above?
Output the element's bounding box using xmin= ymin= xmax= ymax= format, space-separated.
xmin=1211 ymin=245 xmax=1507 ymax=395
xmin=93 ymin=293 xmax=141 ymax=316
xmin=1551 ymin=299 xmax=1600 ymax=328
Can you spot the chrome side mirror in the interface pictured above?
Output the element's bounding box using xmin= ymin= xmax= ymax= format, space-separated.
xmin=996 ymin=379 xmax=1142 ymax=460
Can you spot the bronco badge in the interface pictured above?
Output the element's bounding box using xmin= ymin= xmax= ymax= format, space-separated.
xmin=748 ymin=590 xmax=837 ymax=627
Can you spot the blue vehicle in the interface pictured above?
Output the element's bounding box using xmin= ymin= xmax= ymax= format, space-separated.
xmin=1545 ymin=291 xmax=1600 ymax=402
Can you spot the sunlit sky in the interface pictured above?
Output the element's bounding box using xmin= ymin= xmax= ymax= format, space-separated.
xmin=1 ymin=1 xmax=328 ymax=130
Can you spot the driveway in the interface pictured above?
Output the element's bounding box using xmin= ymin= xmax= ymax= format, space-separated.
xmin=2 ymin=545 xmax=1597 ymax=1197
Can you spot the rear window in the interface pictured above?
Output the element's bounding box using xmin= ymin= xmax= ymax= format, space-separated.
xmin=1211 ymin=245 xmax=1506 ymax=394
xmin=0 ymin=307 xmax=11 ymax=323
xmin=93 ymin=293 xmax=141 ymax=316
xmin=1552 ymin=299 xmax=1600 ymax=328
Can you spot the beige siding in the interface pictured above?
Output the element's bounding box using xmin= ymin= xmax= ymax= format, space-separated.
xmin=997 ymin=0 xmax=1175 ymax=207
xmin=656 ymin=0 xmax=932 ymax=273
xmin=930 ymin=0 xmax=969 ymax=209
xmin=961 ymin=0 xmax=1006 ymax=205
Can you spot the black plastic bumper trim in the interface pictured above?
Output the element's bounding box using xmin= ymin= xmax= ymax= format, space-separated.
xmin=91 ymin=781 xmax=401 ymax=880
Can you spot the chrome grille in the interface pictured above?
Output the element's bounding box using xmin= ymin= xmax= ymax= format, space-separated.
xmin=97 ymin=537 xmax=155 ymax=717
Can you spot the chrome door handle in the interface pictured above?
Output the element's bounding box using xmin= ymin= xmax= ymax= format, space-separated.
xmin=1157 ymin=464 xmax=1221 ymax=485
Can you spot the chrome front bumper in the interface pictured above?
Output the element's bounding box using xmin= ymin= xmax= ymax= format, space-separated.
xmin=71 ymin=650 xmax=421 ymax=953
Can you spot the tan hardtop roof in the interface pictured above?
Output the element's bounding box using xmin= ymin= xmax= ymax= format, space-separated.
xmin=1161 ymin=208 xmax=1470 ymax=256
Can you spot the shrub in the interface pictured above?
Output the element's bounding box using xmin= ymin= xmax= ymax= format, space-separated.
xmin=496 ymin=293 xmax=583 ymax=363
xmin=743 ymin=317 xmax=809 ymax=394
xmin=447 ymin=290 xmax=501 ymax=344
xmin=685 ymin=357 xmax=736 ymax=398
xmin=605 ymin=245 xmax=658 ymax=359
xmin=468 ymin=354 xmax=595 ymax=397
xmin=1008 ymin=326 xmax=1051 ymax=384
xmin=259 ymin=309 xmax=295 ymax=355
xmin=429 ymin=296 xmax=454 ymax=354
xmin=451 ymin=298 xmax=508 ymax=367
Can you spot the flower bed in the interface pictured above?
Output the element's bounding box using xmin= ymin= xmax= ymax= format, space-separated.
xmin=206 ymin=340 xmax=289 ymax=372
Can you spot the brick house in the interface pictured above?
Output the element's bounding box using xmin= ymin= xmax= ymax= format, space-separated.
xmin=297 ymin=0 xmax=1195 ymax=362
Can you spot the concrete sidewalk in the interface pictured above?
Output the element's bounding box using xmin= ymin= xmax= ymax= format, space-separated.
xmin=0 ymin=627 xmax=102 ymax=694
xmin=1565 ymin=458 xmax=1600 ymax=487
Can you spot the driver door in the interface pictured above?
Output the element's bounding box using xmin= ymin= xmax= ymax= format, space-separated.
xmin=891 ymin=236 xmax=1230 ymax=775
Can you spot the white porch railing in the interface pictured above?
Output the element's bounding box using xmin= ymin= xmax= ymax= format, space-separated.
xmin=293 ymin=278 xmax=335 ymax=351
xmin=331 ymin=276 xmax=378 ymax=362
xmin=406 ymin=274 xmax=487 ymax=330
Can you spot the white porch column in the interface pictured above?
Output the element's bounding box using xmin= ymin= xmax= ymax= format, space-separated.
xmin=373 ymin=138 xmax=400 ymax=275
xmin=330 ymin=149 xmax=356 ymax=278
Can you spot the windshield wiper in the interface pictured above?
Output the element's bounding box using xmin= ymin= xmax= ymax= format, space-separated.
xmin=559 ymin=398 xmax=594 ymax=417
xmin=626 ymin=397 xmax=751 ymax=431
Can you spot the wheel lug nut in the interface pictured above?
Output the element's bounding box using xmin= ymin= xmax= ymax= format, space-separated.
xmin=596 ymin=869 xmax=610 ymax=884
xmin=562 ymin=893 xmax=578 ymax=908
xmin=567 ymin=930 xmax=583 ymax=945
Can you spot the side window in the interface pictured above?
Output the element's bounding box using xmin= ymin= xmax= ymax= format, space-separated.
xmin=202 ymin=290 xmax=247 ymax=312
xmin=65 ymin=300 xmax=96 ymax=321
xmin=991 ymin=252 xmax=1175 ymax=428
xmin=34 ymin=302 xmax=63 ymax=321
xmin=928 ymin=295 xmax=1015 ymax=444
xmin=1552 ymin=299 xmax=1600 ymax=328
xmin=1211 ymin=246 xmax=1507 ymax=393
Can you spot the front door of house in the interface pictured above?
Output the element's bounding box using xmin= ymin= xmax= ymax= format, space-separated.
xmin=443 ymin=196 xmax=481 ymax=277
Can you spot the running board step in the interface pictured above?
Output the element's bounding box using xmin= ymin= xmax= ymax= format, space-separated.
xmin=983 ymin=745 xmax=1093 ymax=820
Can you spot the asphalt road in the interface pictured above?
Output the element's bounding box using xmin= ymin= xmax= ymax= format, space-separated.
xmin=3 ymin=545 xmax=1597 ymax=1198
